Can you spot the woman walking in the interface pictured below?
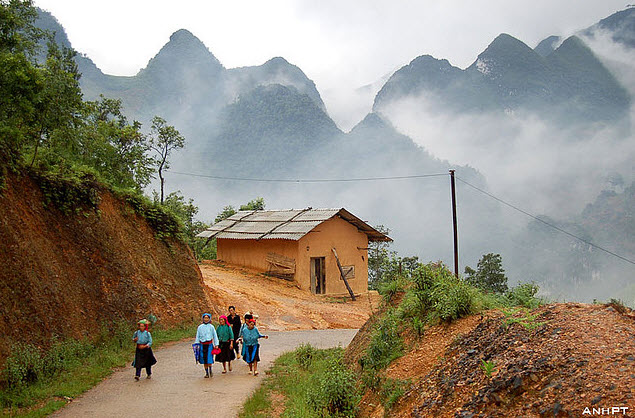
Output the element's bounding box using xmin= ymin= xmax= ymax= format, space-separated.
xmin=132 ymin=319 xmax=156 ymax=381
xmin=227 ymin=306 xmax=242 ymax=359
xmin=195 ymin=313 xmax=219 ymax=378
xmin=238 ymin=311 xmax=254 ymax=339
xmin=215 ymin=315 xmax=235 ymax=373
xmin=240 ymin=318 xmax=268 ymax=376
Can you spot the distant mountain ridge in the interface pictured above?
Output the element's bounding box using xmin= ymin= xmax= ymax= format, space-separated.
xmin=374 ymin=33 xmax=630 ymax=124
xmin=33 ymin=7 xmax=635 ymax=302
xmin=31 ymin=8 xmax=326 ymax=124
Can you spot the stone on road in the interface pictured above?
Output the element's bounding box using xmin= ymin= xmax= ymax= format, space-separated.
xmin=52 ymin=329 xmax=358 ymax=417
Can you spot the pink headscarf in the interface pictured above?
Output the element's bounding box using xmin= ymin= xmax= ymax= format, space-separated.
xmin=219 ymin=315 xmax=229 ymax=326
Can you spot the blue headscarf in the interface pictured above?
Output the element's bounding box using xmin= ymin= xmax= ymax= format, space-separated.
xmin=202 ymin=313 xmax=212 ymax=321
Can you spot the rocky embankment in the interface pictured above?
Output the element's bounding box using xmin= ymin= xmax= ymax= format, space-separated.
xmin=350 ymin=302 xmax=635 ymax=417
xmin=0 ymin=173 xmax=210 ymax=364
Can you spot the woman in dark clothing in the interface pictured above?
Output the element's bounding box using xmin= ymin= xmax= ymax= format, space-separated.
xmin=132 ymin=319 xmax=157 ymax=381
xmin=215 ymin=315 xmax=235 ymax=373
xmin=227 ymin=306 xmax=242 ymax=359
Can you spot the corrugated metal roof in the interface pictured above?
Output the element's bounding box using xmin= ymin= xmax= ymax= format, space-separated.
xmin=196 ymin=208 xmax=392 ymax=242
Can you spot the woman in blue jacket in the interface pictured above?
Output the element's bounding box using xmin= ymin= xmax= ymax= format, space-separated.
xmin=132 ymin=319 xmax=156 ymax=381
xmin=240 ymin=319 xmax=268 ymax=376
xmin=195 ymin=313 xmax=219 ymax=378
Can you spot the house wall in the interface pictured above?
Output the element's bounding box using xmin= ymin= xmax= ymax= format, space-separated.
xmin=216 ymin=216 xmax=369 ymax=296
xmin=216 ymin=238 xmax=298 ymax=272
xmin=297 ymin=216 xmax=369 ymax=295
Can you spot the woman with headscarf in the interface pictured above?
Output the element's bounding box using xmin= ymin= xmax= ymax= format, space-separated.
xmin=132 ymin=319 xmax=156 ymax=381
xmin=238 ymin=311 xmax=254 ymax=340
xmin=215 ymin=315 xmax=235 ymax=373
xmin=195 ymin=313 xmax=219 ymax=378
xmin=227 ymin=306 xmax=242 ymax=359
xmin=240 ymin=318 xmax=268 ymax=376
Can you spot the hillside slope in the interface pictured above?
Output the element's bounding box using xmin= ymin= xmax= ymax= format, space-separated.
xmin=348 ymin=303 xmax=635 ymax=417
xmin=0 ymin=173 xmax=210 ymax=363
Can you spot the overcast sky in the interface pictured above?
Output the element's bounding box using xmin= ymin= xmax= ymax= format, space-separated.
xmin=34 ymin=1 xmax=627 ymax=93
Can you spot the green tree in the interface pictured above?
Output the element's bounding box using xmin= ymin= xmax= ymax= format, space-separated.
xmin=160 ymin=191 xmax=215 ymax=260
xmin=214 ymin=197 xmax=265 ymax=223
xmin=28 ymin=40 xmax=82 ymax=167
xmin=368 ymin=225 xmax=393 ymax=288
xmin=464 ymin=253 xmax=509 ymax=294
xmin=78 ymin=96 xmax=154 ymax=191
xmin=148 ymin=116 xmax=184 ymax=203
xmin=215 ymin=205 xmax=236 ymax=223
xmin=239 ymin=197 xmax=265 ymax=211
xmin=0 ymin=0 xmax=45 ymax=166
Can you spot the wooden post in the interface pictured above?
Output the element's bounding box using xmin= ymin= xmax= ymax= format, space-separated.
xmin=450 ymin=170 xmax=459 ymax=278
xmin=332 ymin=248 xmax=356 ymax=301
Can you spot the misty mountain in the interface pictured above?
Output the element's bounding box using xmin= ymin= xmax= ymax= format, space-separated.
xmin=582 ymin=7 xmax=635 ymax=49
xmin=374 ymin=33 xmax=630 ymax=124
xmin=509 ymin=182 xmax=635 ymax=303
xmin=580 ymin=181 xmax=635 ymax=258
xmin=534 ymin=35 xmax=562 ymax=57
xmin=197 ymin=83 xmax=339 ymax=177
xmin=34 ymin=8 xmax=634 ymax=303
xmin=34 ymin=11 xmax=326 ymax=126
xmin=535 ymin=8 xmax=634 ymax=58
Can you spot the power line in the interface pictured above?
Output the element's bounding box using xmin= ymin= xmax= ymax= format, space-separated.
xmin=455 ymin=176 xmax=635 ymax=267
xmin=165 ymin=168 xmax=634 ymax=266
xmin=165 ymin=170 xmax=448 ymax=183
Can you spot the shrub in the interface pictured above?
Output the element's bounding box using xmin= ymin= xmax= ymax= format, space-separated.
xmin=115 ymin=189 xmax=183 ymax=241
xmin=506 ymin=282 xmax=542 ymax=309
xmin=377 ymin=276 xmax=407 ymax=302
xmin=381 ymin=378 xmax=409 ymax=410
xmin=307 ymin=362 xmax=360 ymax=417
xmin=480 ymin=359 xmax=496 ymax=378
xmin=296 ymin=343 xmax=317 ymax=370
xmin=42 ymin=339 xmax=87 ymax=378
xmin=3 ymin=343 xmax=43 ymax=389
xmin=411 ymin=263 xmax=475 ymax=322
xmin=360 ymin=312 xmax=403 ymax=371
xmin=427 ymin=275 xmax=474 ymax=321
xmin=33 ymin=168 xmax=101 ymax=215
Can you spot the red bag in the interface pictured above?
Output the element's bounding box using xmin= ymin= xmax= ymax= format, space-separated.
xmin=211 ymin=347 xmax=221 ymax=355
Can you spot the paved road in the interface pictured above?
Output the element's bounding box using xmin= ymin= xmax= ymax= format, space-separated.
xmin=52 ymin=329 xmax=358 ymax=417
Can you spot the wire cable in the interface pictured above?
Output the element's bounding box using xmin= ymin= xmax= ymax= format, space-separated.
xmin=164 ymin=168 xmax=634 ymax=266
xmin=455 ymin=176 xmax=635 ymax=266
xmin=165 ymin=170 xmax=448 ymax=183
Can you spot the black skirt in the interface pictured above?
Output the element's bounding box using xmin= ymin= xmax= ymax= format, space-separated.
xmin=215 ymin=340 xmax=236 ymax=362
xmin=133 ymin=346 xmax=157 ymax=369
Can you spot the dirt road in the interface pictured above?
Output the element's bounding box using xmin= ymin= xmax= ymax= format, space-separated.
xmin=200 ymin=261 xmax=380 ymax=330
xmin=52 ymin=329 xmax=357 ymax=417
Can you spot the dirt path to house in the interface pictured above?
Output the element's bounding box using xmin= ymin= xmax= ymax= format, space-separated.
xmin=199 ymin=260 xmax=380 ymax=330
xmin=52 ymin=329 xmax=357 ymax=417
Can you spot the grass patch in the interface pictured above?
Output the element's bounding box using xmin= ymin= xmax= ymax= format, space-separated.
xmin=380 ymin=378 xmax=410 ymax=411
xmin=240 ymin=346 xmax=359 ymax=418
xmin=0 ymin=321 xmax=198 ymax=417
xmin=501 ymin=307 xmax=547 ymax=331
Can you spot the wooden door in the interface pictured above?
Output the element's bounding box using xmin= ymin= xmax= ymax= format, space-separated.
xmin=310 ymin=257 xmax=326 ymax=294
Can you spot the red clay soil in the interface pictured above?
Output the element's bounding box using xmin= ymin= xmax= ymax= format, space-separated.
xmin=354 ymin=303 xmax=635 ymax=417
xmin=0 ymin=173 xmax=210 ymax=364
xmin=199 ymin=260 xmax=380 ymax=331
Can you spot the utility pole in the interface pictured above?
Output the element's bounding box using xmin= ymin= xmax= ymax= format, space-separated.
xmin=449 ymin=170 xmax=459 ymax=278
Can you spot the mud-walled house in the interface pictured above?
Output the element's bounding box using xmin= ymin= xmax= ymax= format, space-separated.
xmin=196 ymin=208 xmax=391 ymax=296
